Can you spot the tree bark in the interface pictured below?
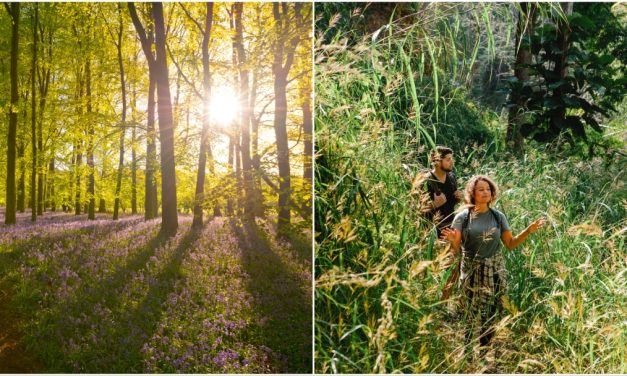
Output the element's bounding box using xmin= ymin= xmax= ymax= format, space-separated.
xmin=302 ymin=85 xmax=312 ymax=189
xmin=114 ymin=6 xmax=126 ymax=221
xmin=193 ymin=2 xmax=214 ymax=228
xmin=272 ymin=3 xmax=303 ymax=235
xmin=234 ymin=3 xmax=255 ymax=218
xmin=128 ymin=2 xmax=159 ymax=221
xmin=551 ymin=2 xmax=573 ymax=135
xmin=36 ymin=15 xmax=52 ymax=217
xmin=18 ymin=138 xmax=26 ymax=213
xmin=507 ymin=2 xmax=537 ymax=151
xmin=30 ymin=4 xmax=38 ymax=222
xmin=5 ymin=3 xmax=19 ymax=224
xmin=86 ymin=58 xmax=96 ymax=220
xmin=131 ymin=112 xmax=137 ymax=215
xmin=74 ymin=141 xmax=82 ymax=215
xmin=46 ymin=159 xmax=55 ymax=211
xmin=152 ymin=2 xmax=179 ymax=236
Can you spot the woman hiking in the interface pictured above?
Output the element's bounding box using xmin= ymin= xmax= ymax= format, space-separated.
xmin=440 ymin=175 xmax=545 ymax=363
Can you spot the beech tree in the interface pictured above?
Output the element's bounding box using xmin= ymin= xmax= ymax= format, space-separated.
xmin=4 ymin=3 xmax=19 ymax=225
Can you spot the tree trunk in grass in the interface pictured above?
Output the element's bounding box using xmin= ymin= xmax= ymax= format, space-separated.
xmin=193 ymin=2 xmax=215 ymax=228
xmin=31 ymin=4 xmax=38 ymax=222
xmin=128 ymin=3 xmax=160 ymax=221
xmin=18 ymin=138 xmax=26 ymax=213
xmin=5 ymin=3 xmax=19 ymax=224
xmin=37 ymin=16 xmax=52 ymax=217
xmin=152 ymin=2 xmax=178 ymax=236
xmin=86 ymin=58 xmax=96 ymax=220
xmin=131 ymin=80 xmax=138 ymax=215
xmin=234 ymin=2 xmax=256 ymax=218
xmin=131 ymin=121 xmax=137 ymax=215
xmin=114 ymin=5 xmax=126 ymax=221
xmin=272 ymin=3 xmax=304 ymax=235
xmin=47 ymin=159 xmax=55 ymax=211
xmin=302 ymin=84 xmax=312 ymax=212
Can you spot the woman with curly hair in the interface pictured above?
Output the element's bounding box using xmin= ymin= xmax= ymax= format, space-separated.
xmin=441 ymin=175 xmax=545 ymax=356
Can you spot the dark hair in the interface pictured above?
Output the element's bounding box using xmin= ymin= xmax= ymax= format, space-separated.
xmin=430 ymin=146 xmax=453 ymax=164
xmin=464 ymin=175 xmax=498 ymax=206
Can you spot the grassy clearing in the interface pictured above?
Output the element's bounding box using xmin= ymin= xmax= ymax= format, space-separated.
xmin=314 ymin=7 xmax=626 ymax=372
xmin=0 ymin=213 xmax=311 ymax=373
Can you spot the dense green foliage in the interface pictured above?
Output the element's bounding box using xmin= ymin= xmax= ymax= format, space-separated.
xmin=315 ymin=3 xmax=626 ymax=373
xmin=507 ymin=3 xmax=627 ymax=149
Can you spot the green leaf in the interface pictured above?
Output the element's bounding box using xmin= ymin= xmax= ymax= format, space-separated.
xmin=595 ymin=54 xmax=614 ymax=66
xmin=563 ymin=96 xmax=581 ymax=108
xmin=543 ymin=97 xmax=561 ymax=110
xmin=569 ymin=12 xmax=596 ymax=31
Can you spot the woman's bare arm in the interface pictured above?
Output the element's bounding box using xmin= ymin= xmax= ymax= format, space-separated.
xmin=501 ymin=217 xmax=546 ymax=250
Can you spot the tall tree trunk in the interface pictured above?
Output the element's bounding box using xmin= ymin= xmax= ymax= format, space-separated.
xmin=130 ymin=72 xmax=138 ymax=215
xmin=18 ymin=138 xmax=26 ymax=213
xmin=47 ymin=159 xmax=55 ymax=211
xmin=131 ymin=117 xmax=137 ymax=215
xmin=229 ymin=6 xmax=242 ymax=216
xmin=128 ymin=3 xmax=159 ymax=221
xmin=234 ymin=3 xmax=255 ymax=218
xmin=551 ymin=2 xmax=573 ymax=136
xmin=193 ymin=2 xmax=214 ymax=228
xmin=272 ymin=3 xmax=303 ymax=235
xmin=302 ymin=85 xmax=312 ymax=190
xmin=74 ymin=141 xmax=82 ymax=215
xmin=17 ymin=91 xmax=28 ymax=213
xmin=30 ymin=4 xmax=38 ymax=222
xmin=507 ymin=2 xmax=537 ymax=151
xmin=152 ymin=2 xmax=178 ymax=236
xmin=36 ymin=17 xmax=51 ymax=217
xmin=114 ymin=7 xmax=127 ymax=221
xmin=74 ymin=75 xmax=83 ymax=216
xmin=98 ymin=163 xmax=106 ymax=213
xmin=86 ymin=58 xmax=96 ymax=220
xmin=146 ymin=72 xmax=159 ymax=219
xmin=5 ymin=3 xmax=19 ymax=224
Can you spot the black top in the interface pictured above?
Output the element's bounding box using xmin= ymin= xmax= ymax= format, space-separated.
xmin=425 ymin=171 xmax=458 ymax=229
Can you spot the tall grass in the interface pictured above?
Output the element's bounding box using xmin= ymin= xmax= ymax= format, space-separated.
xmin=315 ymin=4 xmax=626 ymax=373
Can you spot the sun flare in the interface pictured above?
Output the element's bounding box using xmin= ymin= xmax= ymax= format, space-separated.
xmin=208 ymin=86 xmax=240 ymax=126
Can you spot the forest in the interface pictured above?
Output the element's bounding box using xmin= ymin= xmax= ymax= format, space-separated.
xmin=0 ymin=2 xmax=312 ymax=373
xmin=315 ymin=2 xmax=625 ymax=374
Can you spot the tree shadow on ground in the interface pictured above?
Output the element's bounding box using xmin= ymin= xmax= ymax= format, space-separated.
xmin=0 ymin=215 xmax=150 ymax=372
xmin=92 ymin=223 xmax=203 ymax=372
xmin=275 ymin=224 xmax=312 ymax=267
xmin=10 ymin=218 xmax=203 ymax=372
xmin=229 ymin=218 xmax=312 ymax=373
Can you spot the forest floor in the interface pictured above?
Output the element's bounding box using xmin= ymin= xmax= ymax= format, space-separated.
xmin=0 ymin=210 xmax=312 ymax=373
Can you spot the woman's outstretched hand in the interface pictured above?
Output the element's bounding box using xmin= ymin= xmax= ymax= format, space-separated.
xmin=528 ymin=217 xmax=547 ymax=233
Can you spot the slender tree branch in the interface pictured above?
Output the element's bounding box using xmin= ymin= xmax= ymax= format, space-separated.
xmin=178 ymin=2 xmax=205 ymax=35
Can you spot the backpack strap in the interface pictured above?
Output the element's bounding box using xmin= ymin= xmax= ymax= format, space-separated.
xmin=461 ymin=209 xmax=470 ymax=247
xmin=489 ymin=208 xmax=503 ymax=232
